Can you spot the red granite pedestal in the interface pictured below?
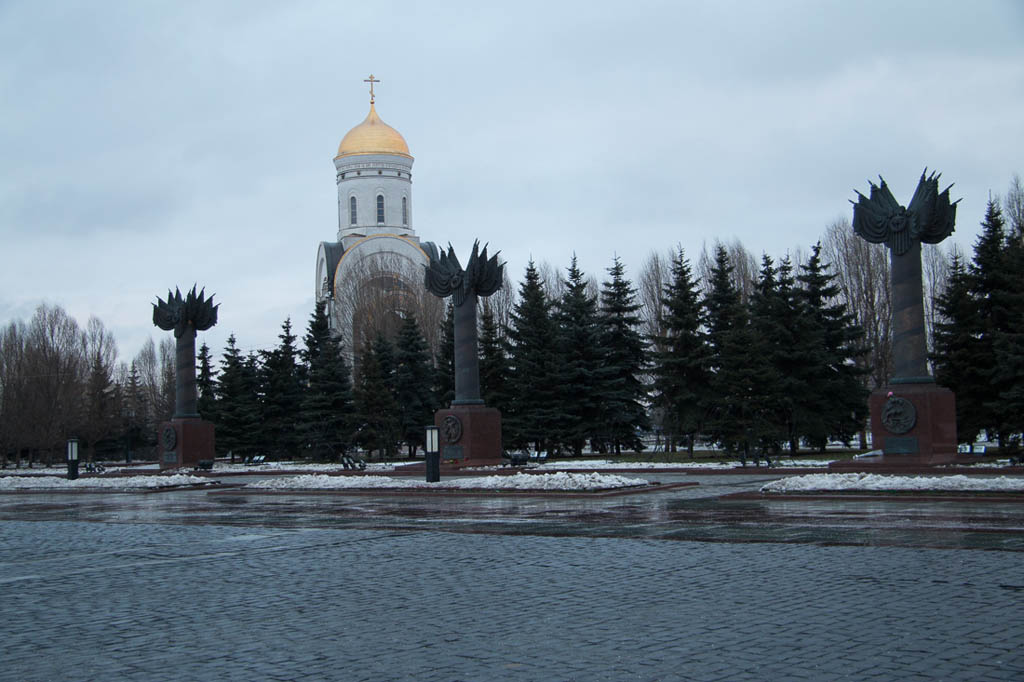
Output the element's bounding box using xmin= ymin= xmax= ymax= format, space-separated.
xmin=434 ymin=405 xmax=502 ymax=467
xmin=158 ymin=418 xmax=215 ymax=470
xmin=867 ymin=382 xmax=957 ymax=467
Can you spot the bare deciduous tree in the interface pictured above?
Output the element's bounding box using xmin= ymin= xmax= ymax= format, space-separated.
xmin=537 ymin=259 xmax=565 ymax=302
xmin=332 ymin=252 xmax=444 ymax=367
xmin=696 ymin=239 xmax=757 ymax=304
xmin=80 ymin=317 xmax=120 ymax=461
xmin=1005 ymin=173 xmax=1024 ymax=235
xmin=726 ymin=239 xmax=758 ymax=305
xmin=21 ymin=304 xmax=86 ymax=464
xmin=0 ymin=321 xmax=28 ymax=467
xmin=638 ymin=249 xmax=670 ymax=341
xmin=821 ymin=217 xmax=892 ymax=390
xmin=922 ymin=243 xmax=951 ymax=356
xmin=479 ymin=269 xmax=515 ymax=340
xmin=134 ymin=337 xmax=159 ymax=432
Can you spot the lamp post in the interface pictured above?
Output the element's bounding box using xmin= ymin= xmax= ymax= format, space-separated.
xmin=66 ymin=438 xmax=79 ymax=481
xmin=425 ymin=425 xmax=440 ymax=483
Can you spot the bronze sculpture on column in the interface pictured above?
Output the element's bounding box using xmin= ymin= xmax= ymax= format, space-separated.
xmin=851 ymin=170 xmax=959 ymax=463
xmin=424 ymin=241 xmax=505 ymax=465
xmin=153 ymin=286 xmax=219 ymax=469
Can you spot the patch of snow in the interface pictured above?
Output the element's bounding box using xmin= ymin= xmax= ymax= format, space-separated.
xmin=250 ymin=471 xmax=647 ymax=491
xmin=761 ymin=473 xmax=1024 ymax=493
xmin=213 ymin=461 xmax=413 ymax=473
xmin=0 ymin=474 xmax=212 ymax=490
xmin=533 ymin=459 xmax=833 ymax=470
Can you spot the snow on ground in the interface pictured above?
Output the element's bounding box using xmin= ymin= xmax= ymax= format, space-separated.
xmin=0 ymin=463 xmax=161 ymax=475
xmin=761 ymin=473 xmax=1024 ymax=494
xmin=213 ymin=461 xmax=417 ymax=473
xmin=0 ymin=474 xmax=212 ymax=490
xmin=532 ymin=459 xmax=834 ymax=470
xmin=251 ymin=471 xmax=648 ymax=491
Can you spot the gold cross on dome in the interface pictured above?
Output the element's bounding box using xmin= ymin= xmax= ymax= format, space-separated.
xmin=364 ymin=74 xmax=380 ymax=103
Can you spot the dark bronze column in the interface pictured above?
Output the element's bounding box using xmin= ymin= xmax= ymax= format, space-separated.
xmin=153 ymin=286 xmax=219 ymax=469
xmin=424 ymin=241 xmax=505 ymax=466
xmin=453 ymin=292 xmax=483 ymax=405
xmin=850 ymin=171 xmax=960 ymax=463
xmin=889 ymin=242 xmax=931 ymax=383
xmin=174 ymin=323 xmax=200 ymax=417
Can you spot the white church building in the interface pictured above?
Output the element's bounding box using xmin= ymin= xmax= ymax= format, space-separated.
xmin=315 ymin=78 xmax=436 ymax=355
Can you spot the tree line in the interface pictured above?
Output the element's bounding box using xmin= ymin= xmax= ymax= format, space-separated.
xmin=0 ymin=306 xmax=172 ymax=467
xmin=2 ymin=174 xmax=1020 ymax=465
xmin=932 ymin=190 xmax=1024 ymax=450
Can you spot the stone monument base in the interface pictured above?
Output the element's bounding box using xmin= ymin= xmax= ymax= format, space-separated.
xmin=159 ymin=418 xmax=215 ymax=470
xmin=434 ymin=405 xmax=502 ymax=467
xmin=866 ymin=382 xmax=957 ymax=466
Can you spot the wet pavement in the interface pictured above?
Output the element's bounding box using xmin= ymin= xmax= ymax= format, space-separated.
xmin=3 ymin=472 xmax=1024 ymax=680
xmin=3 ymin=473 xmax=1024 ymax=551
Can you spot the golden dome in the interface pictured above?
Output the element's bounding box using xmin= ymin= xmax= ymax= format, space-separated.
xmin=335 ymin=102 xmax=411 ymax=159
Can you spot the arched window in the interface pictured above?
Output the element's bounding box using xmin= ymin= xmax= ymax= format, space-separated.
xmin=402 ymin=197 xmax=408 ymax=226
xmin=376 ymin=194 xmax=385 ymax=224
xmin=349 ymin=196 xmax=357 ymax=225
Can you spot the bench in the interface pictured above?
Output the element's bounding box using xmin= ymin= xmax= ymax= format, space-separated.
xmin=340 ymin=453 xmax=367 ymax=470
xmin=503 ymin=452 xmax=530 ymax=467
xmin=243 ymin=455 xmax=267 ymax=466
xmin=194 ymin=459 xmax=214 ymax=471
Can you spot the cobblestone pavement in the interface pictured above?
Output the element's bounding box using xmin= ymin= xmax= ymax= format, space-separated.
xmin=3 ymin=474 xmax=1024 ymax=680
xmin=2 ymin=520 xmax=1024 ymax=681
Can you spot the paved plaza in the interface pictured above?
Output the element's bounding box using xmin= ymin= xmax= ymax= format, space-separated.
xmin=2 ymin=474 xmax=1024 ymax=680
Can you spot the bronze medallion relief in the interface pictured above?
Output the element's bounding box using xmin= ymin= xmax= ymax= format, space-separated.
xmin=881 ymin=396 xmax=916 ymax=434
xmin=162 ymin=426 xmax=177 ymax=450
xmin=441 ymin=415 xmax=463 ymax=444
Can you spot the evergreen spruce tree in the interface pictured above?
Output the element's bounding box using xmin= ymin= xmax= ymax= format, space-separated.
xmin=241 ymin=352 xmax=263 ymax=458
xmin=434 ymin=302 xmax=455 ymax=409
xmin=709 ymin=302 xmax=775 ymax=464
xmin=973 ymin=199 xmax=1024 ymax=449
xmin=932 ymin=253 xmax=984 ymax=443
xmin=123 ymin=361 xmax=145 ymax=462
xmin=353 ymin=335 xmax=400 ymax=458
xmin=703 ymin=245 xmax=742 ymax=358
xmin=478 ymin=301 xmax=511 ymax=413
xmin=505 ymin=261 xmax=559 ymax=452
xmin=965 ymin=200 xmax=1006 ymax=443
xmin=216 ymin=335 xmax=258 ymax=461
xmin=597 ymin=257 xmax=650 ymax=454
xmin=299 ymin=301 xmax=355 ymax=460
xmin=991 ymin=218 xmax=1024 ymax=450
xmin=701 ymin=245 xmax=742 ymax=452
xmin=259 ymin=318 xmax=304 ymax=460
xmin=83 ymin=350 xmax=116 ymax=461
xmin=394 ymin=315 xmax=435 ymax=457
xmin=552 ymin=256 xmax=604 ymax=456
xmin=748 ymin=254 xmax=820 ymax=456
xmin=796 ymin=243 xmax=868 ymax=450
xmin=651 ymin=247 xmax=710 ymax=455
xmin=746 ymin=255 xmax=787 ymax=454
xmin=196 ymin=342 xmax=218 ymax=423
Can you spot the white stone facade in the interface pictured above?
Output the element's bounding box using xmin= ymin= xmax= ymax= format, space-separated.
xmin=334 ymin=152 xmax=414 ymax=242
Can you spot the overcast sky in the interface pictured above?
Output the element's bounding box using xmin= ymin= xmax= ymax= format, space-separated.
xmin=2 ymin=0 xmax=1022 ymax=364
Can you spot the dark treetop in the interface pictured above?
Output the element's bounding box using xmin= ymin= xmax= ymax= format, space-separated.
xmin=153 ymin=285 xmax=219 ymax=419
xmin=851 ymin=169 xmax=959 ymax=256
